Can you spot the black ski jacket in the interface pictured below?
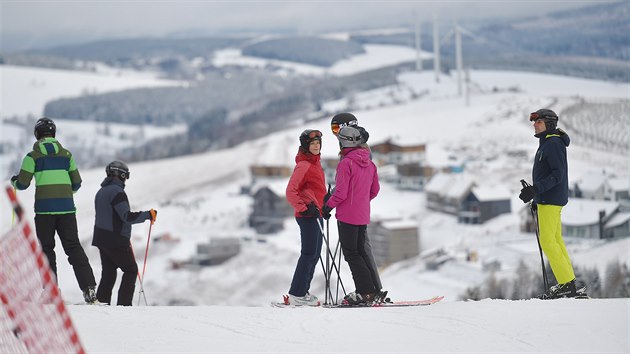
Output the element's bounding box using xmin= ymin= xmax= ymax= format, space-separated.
xmin=92 ymin=177 xmax=150 ymax=249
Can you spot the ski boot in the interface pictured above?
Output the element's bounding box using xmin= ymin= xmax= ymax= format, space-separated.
xmin=83 ymin=286 xmax=99 ymax=304
xmin=539 ymin=279 xmax=584 ymax=300
xmin=343 ymin=292 xmax=375 ymax=306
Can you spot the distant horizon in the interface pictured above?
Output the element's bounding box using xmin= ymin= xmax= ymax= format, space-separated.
xmin=0 ymin=0 xmax=620 ymax=52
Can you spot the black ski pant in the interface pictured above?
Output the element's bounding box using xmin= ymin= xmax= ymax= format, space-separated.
xmin=289 ymin=217 xmax=323 ymax=297
xmin=362 ymin=233 xmax=383 ymax=291
xmin=34 ymin=213 xmax=96 ymax=291
xmin=338 ymin=221 xmax=378 ymax=295
xmin=96 ymin=245 xmax=138 ymax=306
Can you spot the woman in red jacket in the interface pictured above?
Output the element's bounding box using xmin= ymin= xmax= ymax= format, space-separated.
xmin=284 ymin=129 xmax=327 ymax=306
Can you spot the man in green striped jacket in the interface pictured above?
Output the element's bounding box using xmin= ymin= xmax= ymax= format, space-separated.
xmin=11 ymin=117 xmax=98 ymax=304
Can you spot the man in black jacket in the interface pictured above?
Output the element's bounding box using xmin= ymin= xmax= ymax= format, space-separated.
xmin=519 ymin=109 xmax=583 ymax=299
xmin=92 ymin=161 xmax=157 ymax=306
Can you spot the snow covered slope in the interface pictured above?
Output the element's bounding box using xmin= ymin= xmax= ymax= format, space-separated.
xmin=68 ymin=298 xmax=629 ymax=353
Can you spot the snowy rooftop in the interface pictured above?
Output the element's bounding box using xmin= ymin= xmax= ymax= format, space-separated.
xmin=424 ymin=173 xmax=453 ymax=193
xmin=605 ymin=212 xmax=630 ymax=229
xmin=606 ymin=177 xmax=630 ymax=191
xmin=562 ymin=198 xmax=620 ymax=226
xmin=576 ymin=171 xmax=607 ymax=192
xmin=471 ymin=185 xmax=512 ymax=202
xmin=444 ymin=176 xmax=475 ymax=199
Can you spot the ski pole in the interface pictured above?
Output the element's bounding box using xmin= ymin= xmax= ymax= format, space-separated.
xmin=130 ymin=245 xmax=148 ymax=306
xmin=317 ymin=219 xmax=347 ymax=301
xmin=328 ymin=217 xmax=344 ymax=304
xmin=138 ymin=212 xmax=155 ymax=305
xmin=334 ymin=231 xmax=344 ymax=303
xmin=324 ymin=219 xmax=330 ymax=305
xmin=317 ymin=256 xmax=334 ymax=302
xmin=521 ymin=180 xmax=549 ymax=292
xmin=11 ymin=186 xmax=16 ymax=226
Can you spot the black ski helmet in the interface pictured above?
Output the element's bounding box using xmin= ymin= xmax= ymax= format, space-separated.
xmin=330 ymin=113 xmax=358 ymax=136
xmin=299 ymin=129 xmax=322 ymax=151
xmin=34 ymin=117 xmax=56 ymax=139
xmin=337 ymin=126 xmax=362 ymax=148
xmin=106 ymin=160 xmax=130 ymax=180
xmin=530 ymin=109 xmax=559 ymax=131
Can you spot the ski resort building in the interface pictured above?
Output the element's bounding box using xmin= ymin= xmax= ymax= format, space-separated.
xmin=459 ymin=186 xmax=512 ymax=224
xmin=369 ymin=218 xmax=420 ymax=267
xmin=426 ymin=174 xmax=510 ymax=224
xmin=371 ymin=140 xmax=426 ymax=166
xmin=248 ymin=182 xmax=292 ymax=234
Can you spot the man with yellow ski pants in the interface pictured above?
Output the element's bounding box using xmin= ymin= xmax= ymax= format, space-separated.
xmin=519 ymin=108 xmax=585 ymax=299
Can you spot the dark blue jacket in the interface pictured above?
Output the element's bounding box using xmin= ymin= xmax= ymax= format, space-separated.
xmin=532 ymin=129 xmax=570 ymax=206
xmin=92 ymin=177 xmax=150 ymax=249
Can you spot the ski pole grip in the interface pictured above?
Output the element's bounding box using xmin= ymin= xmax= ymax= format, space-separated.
xmin=520 ymin=179 xmax=529 ymax=188
xmin=149 ymin=209 xmax=157 ymax=224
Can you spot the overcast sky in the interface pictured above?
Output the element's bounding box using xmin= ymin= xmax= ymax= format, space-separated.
xmin=0 ymin=0 xmax=619 ymax=52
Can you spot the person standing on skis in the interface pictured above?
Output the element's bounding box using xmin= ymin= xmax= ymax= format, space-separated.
xmin=328 ymin=113 xmax=386 ymax=302
xmin=519 ymin=109 xmax=585 ymax=299
xmin=11 ymin=117 xmax=98 ymax=304
xmin=322 ymin=126 xmax=382 ymax=305
xmin=283 ymin=129 xmax=327 ymax=306
xmin=92 ymin=160 xmax=157 ymax=306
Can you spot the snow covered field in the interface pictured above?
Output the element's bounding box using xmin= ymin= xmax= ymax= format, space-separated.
xmin=0 ymin=64 xmax=182 ymax=119
xmin=212 ymin=44 xmax=421 ymax=76
xmin=68 ymin=299 xmax=629 ymax=353
xmin=1 ymin=44 xmax=629 ymax=353
xmin=0 ymin=65 xmax=186 ymax=176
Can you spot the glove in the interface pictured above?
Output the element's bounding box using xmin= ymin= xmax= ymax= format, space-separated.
xmin=323 ymin=192 xmax=332 ymax=205
xmin=322 ymin=204 xmax=333 ymax=220
xmin=299 ymin=202 xmax=320 ymax=217
xmin=519 ymin=185 xmax=537 ymax=203
xmin=149 ymin=209 xmax=158 ymax=223
xmin=10 ymin=175 xmax=18 ymax=188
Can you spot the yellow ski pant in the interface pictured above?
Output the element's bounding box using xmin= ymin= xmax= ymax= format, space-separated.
xmin=537 ymin=204 xmax=575 ymax=284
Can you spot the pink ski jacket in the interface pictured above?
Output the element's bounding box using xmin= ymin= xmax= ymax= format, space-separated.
xmin=325 ymin=147 xmax=379 ymax=225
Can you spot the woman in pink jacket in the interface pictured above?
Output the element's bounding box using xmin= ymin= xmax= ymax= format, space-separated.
xmin=284 ymin=129 xmax=326 ymax=306
xmin=322 ymin=126 xmax=381 ymax=305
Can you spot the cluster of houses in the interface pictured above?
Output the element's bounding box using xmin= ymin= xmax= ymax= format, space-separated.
xmin=240 ymin=142 xmax=629 ymax=270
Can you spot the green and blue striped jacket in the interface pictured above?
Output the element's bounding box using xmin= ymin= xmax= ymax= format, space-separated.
xmin=12 ymin=137 xmax=81 ymax=214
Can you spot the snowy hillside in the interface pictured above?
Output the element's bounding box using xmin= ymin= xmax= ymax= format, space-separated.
xmin=2 ymin=37 xmax=629 ymax=354
xmin=0 ymin=65 xmax=186 ymax=174
xmin=0 ymin=64 xmax=182 ymax=119
xmin=2 ymin=67 xmax=628 ymax=309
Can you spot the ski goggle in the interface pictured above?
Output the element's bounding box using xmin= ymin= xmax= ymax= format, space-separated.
xmin=307 ymin=130 xmax=322 ymax=139
xmin=529 ymin=112 xmax=557 ymax=122
xmin=529 ymin=112 xmax=543 ymax=122
xmin=331 ymin=121 xmax=357 ymax=135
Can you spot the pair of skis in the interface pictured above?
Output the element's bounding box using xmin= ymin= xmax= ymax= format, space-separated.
xmin=272 ymin=295 xmax=444 ymax=308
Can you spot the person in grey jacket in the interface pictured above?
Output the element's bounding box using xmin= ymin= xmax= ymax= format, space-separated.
xmin=92 ymin=161 xmax=157 ymax=306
